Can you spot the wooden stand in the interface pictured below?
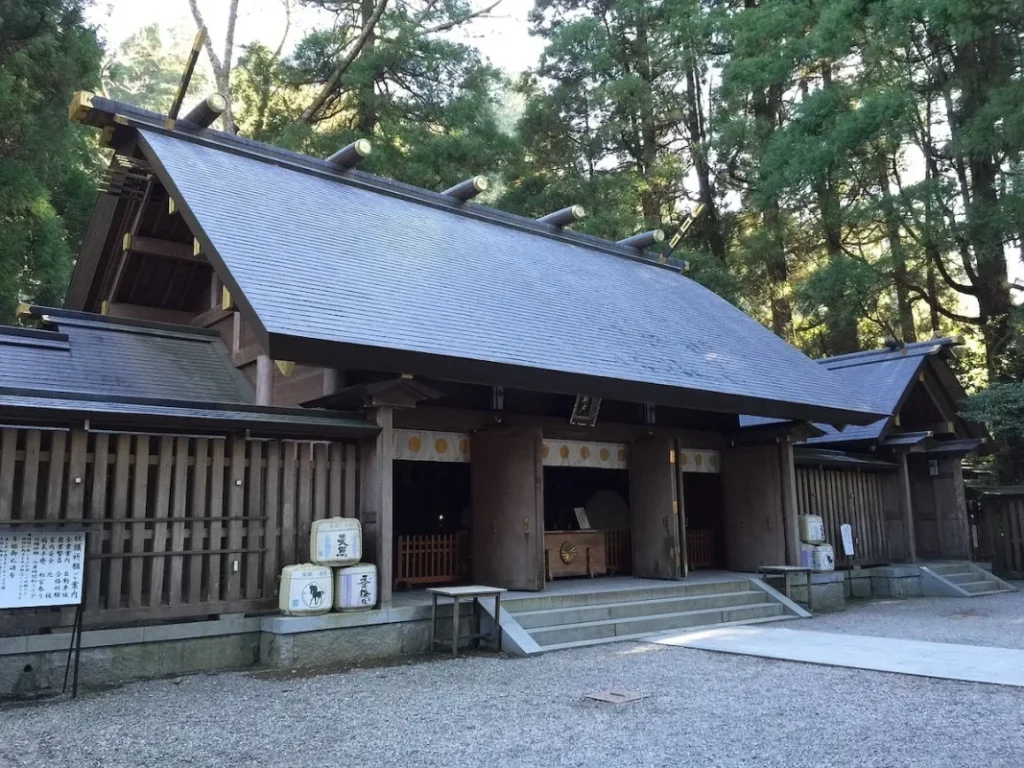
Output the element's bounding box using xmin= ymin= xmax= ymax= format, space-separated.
xmin=544 ymin=531 xmax=607 ymax=581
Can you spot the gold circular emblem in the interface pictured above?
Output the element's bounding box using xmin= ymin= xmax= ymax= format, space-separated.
xmin=542 ymin=443 xmax=550 ymax=458
xmin=580 ymin=446 xmax=590 ymax=460
xmin=695 ymin=453 xmax=703 ymax=467
xmin=559 ymin=445 xmax=570 ymax=460
xmin=710 ymin=454 xmax=718 ymax=470
xmin=459 ymin=438 xmax=469 ymax=455
xmin=600 ymin=447 xmax=610 ymax=462
xmin=559 ymin=541 xmax=577 ymax=564
xmin=408 ymin=436 xmax=422 ymax=453
xmin=618 ymin=448 xmax=627 ymax=462
xmin=679 ymin=452 xmax=688 ymax=466
xmin=435 ymin=438 xmax=448 ymax=454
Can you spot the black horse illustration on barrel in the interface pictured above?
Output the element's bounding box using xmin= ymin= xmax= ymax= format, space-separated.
xmin=304 ymin=582 xmax=326 ymax=607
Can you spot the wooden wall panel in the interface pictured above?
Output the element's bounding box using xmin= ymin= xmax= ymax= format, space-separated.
xmin=795 ymin=466 xmax=892 ymax=566
xmin=0 ymin=426 xmax=360 ymax=635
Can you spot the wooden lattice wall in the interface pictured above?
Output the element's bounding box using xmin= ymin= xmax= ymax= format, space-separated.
xmin=0 ymin=426 xmax=359 ymax=633
xmin=795 ymin=466 xmax=894 ymax=567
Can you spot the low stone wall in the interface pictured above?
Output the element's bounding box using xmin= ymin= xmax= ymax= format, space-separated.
xmin=0 ymin=617 xmax=261 ymax=697
xmin=1 ymin=602 xmax=480 ymax=698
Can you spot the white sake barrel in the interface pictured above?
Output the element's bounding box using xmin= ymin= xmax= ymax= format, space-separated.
xmin=334 ymin=564 xmax=378 ymax=611
xmin=799 ymin=542 xmax=816 ymax=569
xmin=812 ymin=544 xmax=835 ymax=572
xmin=279 ymin=564 xmax=333 ymax=615
xmin=310 ymin=517 xmax=362 ymax=566
xmin=799 ymin=515 xmax=826 ymax=544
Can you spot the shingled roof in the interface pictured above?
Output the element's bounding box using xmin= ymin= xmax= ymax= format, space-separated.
xmin=0 ymin=308 xmax=375 ymax=437
xmin=69 ymin=95 xmax=886 ymax=425
xmin=800 ymin=338 xmax=958 ymax=446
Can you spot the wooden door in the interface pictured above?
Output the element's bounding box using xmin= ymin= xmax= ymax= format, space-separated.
xmin=721 ymin=445 xmax=785 ymax=571
xmin=629 ymin=439 xmax=681 ymax=580
xmin=470 ymin=428 xmax=544 ymax=590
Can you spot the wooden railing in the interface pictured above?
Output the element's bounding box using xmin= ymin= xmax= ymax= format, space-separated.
xmin=604 ymin=530 xmax=632 ymax=574
xmin=394 ymin=532 xmax=469 ymax=588
xmin=0 ymin=427 xmax=359 ymax=633
xmin=687 ymin=529 xmax=716 ymax=569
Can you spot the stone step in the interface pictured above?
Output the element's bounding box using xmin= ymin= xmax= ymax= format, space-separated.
xmin=504 ymin=579 xmax=754 ymax=613
xmin=960 ymin=579 xmax=1000 ymax=594
xmin=511 ymin=590 xmax=768 ymax=629
xmin=924 ymin=563 xmax=973 ymax=576
xmin=967 ymin=588 xmax=1013 ymax=597
xmin=945 ymin=571 xmax=981 ymax=584
xmin=528 ymin=602 xmax=786 ymax=647
xmin=539 ymin=614 xmax=800 ymax=653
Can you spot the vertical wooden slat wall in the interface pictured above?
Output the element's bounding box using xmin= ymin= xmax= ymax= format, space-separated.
xmin=0 ymin=427 xmax=360 ymax=634
xmin=795 ymin=466 xmax=891 ymax=567
xmin=982 ymin=493 xmax=1024 ymax=578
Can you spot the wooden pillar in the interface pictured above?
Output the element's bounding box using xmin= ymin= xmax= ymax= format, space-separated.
xmin=255 ymin=355 xmax=273 ymax=406
xmin=898 ymin=454 xmax=917 ymax=563
xmin=360 ymin=405 xmax=394 ymax=606
xmin=779 ymin=440 xmax=801 ymax=566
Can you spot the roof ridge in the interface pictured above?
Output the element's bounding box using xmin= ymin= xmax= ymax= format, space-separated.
xmin=30 ymin=306 xmax=221 ymax=340
xmin=817 ymin=337 xmax=960 ymax=368
xmin=82 ymin=95 xmax=684 ymax=274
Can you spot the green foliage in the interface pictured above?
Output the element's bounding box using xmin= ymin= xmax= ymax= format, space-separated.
xmin=101 ymin=25 xmax=206 ymax=112
xmin=0 ymin=0 xmax=102 ymax=321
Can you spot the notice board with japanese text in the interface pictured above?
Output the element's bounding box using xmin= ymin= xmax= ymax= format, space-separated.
xmin=0 ymin=529 xmax=86 ymax=609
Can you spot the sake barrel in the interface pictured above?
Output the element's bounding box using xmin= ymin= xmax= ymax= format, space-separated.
xmin=334 ymin=564 xmax=378 ymax=611
xmin=799 ymin=542 xmax=816 ymax=569
xmin=279 ymin=564 xmax=333 ymax=615
xmin=799 ymin=514 xmax=826 ymax=544
xmin=310 ymin=517 xmax=362 ymax=566
xmin=812 ymin=544 xmax=835 ymax=572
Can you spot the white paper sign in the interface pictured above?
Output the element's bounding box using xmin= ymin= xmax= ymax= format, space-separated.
xmin=0 ymin=530 xmax=86 ymax=609
xmin=573 ymin=507 xmax=592 ymax=530
xmin=840 ymin=524 xmax=855 ymax=557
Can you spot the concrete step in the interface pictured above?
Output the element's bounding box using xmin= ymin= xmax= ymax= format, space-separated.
xmin=528 ymin=603 xmax=786 ymax=647
xmin=924 ymin=563 xmax=973 ymax=577
xmin=511 ymin=590 xmax=768 ymax=629
xmin=968 ymin=588 xmax=1014 ymax=597
xmin=539 ymin=614 xmax=800 ymax=653
xmin=504 ymin=579 xmax=754 ymax=613
xmin=960 ymin=579 xmax=1001 ymax=594
xmin=945 ymin=571 xmax=981 ymax=584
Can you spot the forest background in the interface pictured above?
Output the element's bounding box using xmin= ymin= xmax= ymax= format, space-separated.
xmin=4 ymin=0 xmax=1024 ymax=477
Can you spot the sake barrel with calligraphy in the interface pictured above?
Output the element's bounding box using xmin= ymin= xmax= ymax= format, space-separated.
xmin=279 ymin=564 xmax=333 ymax=616
xmin=310 ymin=517 xmax=362 ymax=566
xmin=334 ymin=564 xmax=378 ymax=611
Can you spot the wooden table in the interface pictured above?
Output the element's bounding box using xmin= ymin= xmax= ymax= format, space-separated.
xmin=758 ymin=565 xmax=815 ymax=611
xmin=428 ymin=585 xmax=507 ymax=658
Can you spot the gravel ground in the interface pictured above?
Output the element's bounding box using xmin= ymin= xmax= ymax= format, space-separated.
xmin=801 ymin=581 xmax=1024 ymax=649
xmin=2 ymin=624 xmax=1024 ymax=768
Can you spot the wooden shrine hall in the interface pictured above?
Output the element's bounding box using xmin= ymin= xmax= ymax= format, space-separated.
xmin=0 ymin=91 xmax=892 ymax=638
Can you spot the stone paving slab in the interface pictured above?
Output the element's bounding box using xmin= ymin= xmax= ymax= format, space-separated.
xmin=651 ymin=625 xmax=1024 ymax=687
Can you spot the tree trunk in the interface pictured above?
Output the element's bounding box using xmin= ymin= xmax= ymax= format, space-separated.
xmin=684 ymin=62 xmax=726 ymax=262
xmin=877 ymin=157 xmax=916 ymax=342
xmin=764 ymin=202 xmax=792 ymax=341
xmin=357 ymin=0 xmax=379 ymax=135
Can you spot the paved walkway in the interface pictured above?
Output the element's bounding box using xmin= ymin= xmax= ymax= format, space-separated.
xmin=651 ymin=625 xmax=1024 ymax=687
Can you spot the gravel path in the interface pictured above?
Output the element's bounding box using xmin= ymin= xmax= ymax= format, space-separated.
xmin=2 ymin=627 xmax=1023 ymax=768
xmin=800 ymin=582 xmax=1024 ymax=649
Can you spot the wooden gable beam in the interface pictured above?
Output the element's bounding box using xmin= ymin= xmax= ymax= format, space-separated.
xmin=104 ymin=177 xmax=154 ymax=305
xmin=123 ymin=234 xmax=203 ymax=263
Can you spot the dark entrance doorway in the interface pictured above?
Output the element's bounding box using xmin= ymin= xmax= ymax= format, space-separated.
xmin=681 ymin=473 xmax=725 ymax=569
xmin=543 ymin=467 xmax=631 ymax=578
xmin=393 ymin=460 xmax=470 ymax=589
